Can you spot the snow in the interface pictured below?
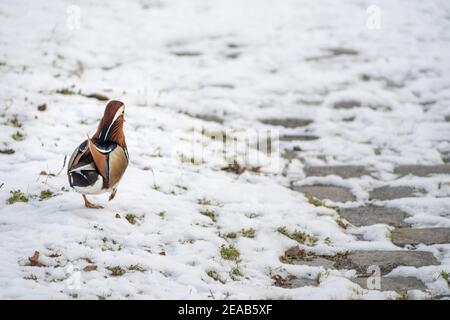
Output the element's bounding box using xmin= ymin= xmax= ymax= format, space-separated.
xmin=0 ymin=0 xmax=450 ymax=299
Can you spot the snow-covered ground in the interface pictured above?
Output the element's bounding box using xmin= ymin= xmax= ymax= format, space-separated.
xmin=1 ymin=0 xmax=450 ymax=299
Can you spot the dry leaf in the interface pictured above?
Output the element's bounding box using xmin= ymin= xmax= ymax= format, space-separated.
xmin=83 ymin=265 xmax=97 ymax=272
xmin=271 ymin=274 xmax=296 ymax=288
xmin=221 ymin=161 xmax=261 ymax=175
xmin=28 ymin=251 xmax=45 ymax=267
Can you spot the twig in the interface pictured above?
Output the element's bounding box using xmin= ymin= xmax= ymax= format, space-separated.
xmin=55 ymin=155 xmax=67 ymax=176
xmin=36 ymin=155 xmax=67 ymax=182
xmin=0 ymin=182 xmax=4 ymax=189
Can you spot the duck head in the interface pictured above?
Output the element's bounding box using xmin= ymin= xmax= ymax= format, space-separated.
xmin=93 ymin=100 xmax=126 ymax=147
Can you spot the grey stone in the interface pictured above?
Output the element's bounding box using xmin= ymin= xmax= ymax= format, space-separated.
xmin=338 ymin=250 xmax=439 ymax=275
xmin=369 ymin=186 xmax=425 ymax=201
xmin=334 ymin=100 xmax=361 ymax=109
xmin=445 ymin=115 xmax=450 ymax=122
xmin=287 ymin=277 xmax=319 ymax=288
xmin=339 ymin=206 xmax=409 ymax=228
xmin=392 ymin=228 xmax=450 ymax=246
xmin=293 ymin=185 xmax=356 ymax=202
xmin=304 ymin=165 xmax=371 ymax=179
xmin=434 ymin=294 xmax=450 ymax=300
xmin=394 ymin=164 xmax=450 ymax=177
xmin=284 ymin=250 xmax=439 ymax=275
xmin=280 ymin=135 xmax=319 ymax=142
xmin=260 ymin=118 xmax=313 ymax=128
xmin=352 ymin=276 xmax=426 ymax=291
xmin=290 ymin=257 xmax=335 ymax=269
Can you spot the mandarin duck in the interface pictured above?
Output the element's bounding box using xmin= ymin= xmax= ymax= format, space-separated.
xmin=68 ymin=100 xmax=129 ymax=208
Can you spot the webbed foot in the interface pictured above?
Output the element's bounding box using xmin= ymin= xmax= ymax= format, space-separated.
xmin=83 ymin=194 xmax=103 ymax=209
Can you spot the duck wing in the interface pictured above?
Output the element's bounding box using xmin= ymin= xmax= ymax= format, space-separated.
xmin=68 ymin=140 xmax=102 ymax=192
xmin=87 ymin=138 xmax=108 ymax=185
xmin=68 ymin=140 xmax=89 ymax=174
xmin=108 ymin=144 xmax=129 ymax=187
xmin=87 ymin=139 xmax=128 ymax=189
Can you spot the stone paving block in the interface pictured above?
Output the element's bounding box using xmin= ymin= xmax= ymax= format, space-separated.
xmin=369 ymin=186 xmax=425 ymax=201
xmin=260 ymin=118 xmax=313 ymax=128
xmin=352 ymin=276 xmax=426 ymax=291
xmin=282 ymin=249 xmax=438 ymax=275
xmin=392 ymin=228 xmax=450 ymax=246
xmin=287 ymin=277 xmax=319 ymax=288
xmin=304 ymin=165 xmax=371 ymax=179
xmin=293 ymin=185 xmax=356 ymax=202
xmin=290 ymin=257 xmax=335 ymax=269
xmin=339 ymin=206 xmax=409 ymax=228
xmin=393 ymin=164 xmax=450 ymax=177
xmin=340 ymin=250 xmax=439 ymax=275
xmin=280 ymin=135 xmax=319 ymax=141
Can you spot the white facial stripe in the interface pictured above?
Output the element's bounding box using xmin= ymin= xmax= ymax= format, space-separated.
xmin=70 ymin=163 xmax=97 ymax=173
xmin=103 ymin=105 xmax=125 ymax=141
xmin=92 ymin=141 xmax=113 ymax=154
xmin=92 ymin=144 xmax=114 ymax=153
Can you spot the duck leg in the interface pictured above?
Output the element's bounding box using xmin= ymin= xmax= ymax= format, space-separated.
xmin=109 ymin=188 xmax=117 ymax=201
xmin=82 ymin=194 xmax=103 ymax=209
